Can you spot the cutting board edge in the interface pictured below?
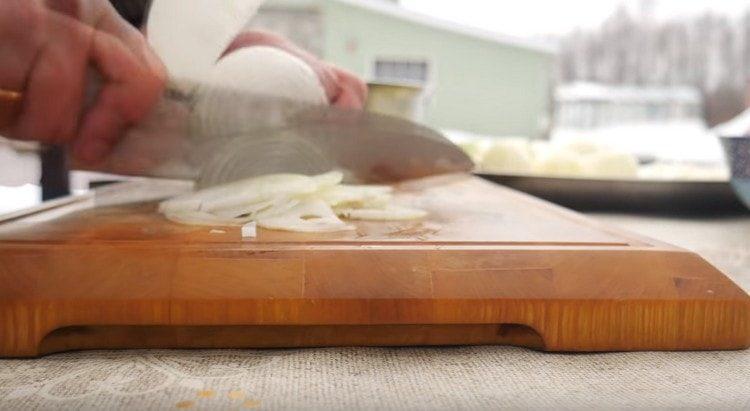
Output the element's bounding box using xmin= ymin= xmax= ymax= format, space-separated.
xmin=2 ymin=295 xmax=748 ymax=357
xmin=1 ymin=176 xmax=747 ymax=356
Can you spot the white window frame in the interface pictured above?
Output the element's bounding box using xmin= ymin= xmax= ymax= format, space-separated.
xmin=368 ymin=56 xmax=435 ymax=88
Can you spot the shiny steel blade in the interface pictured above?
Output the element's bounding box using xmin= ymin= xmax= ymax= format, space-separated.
xmin=194 ymin=108 xmax=474 ymax=187
xmin=72 ymin=86 xmax=473 ymax=187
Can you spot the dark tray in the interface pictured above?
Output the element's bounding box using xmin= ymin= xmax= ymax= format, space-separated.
xmin=478 ymin=173 xmax=747 ymax=213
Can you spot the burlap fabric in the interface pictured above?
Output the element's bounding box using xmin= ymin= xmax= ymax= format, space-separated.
xmin=1 ymin=215 xmax=748 ymax=410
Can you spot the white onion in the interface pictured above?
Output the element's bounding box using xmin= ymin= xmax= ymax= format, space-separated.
xmin=159 ymin=172 xmax=427 ymax=233
xmin=481 ymin=139 xmax=534 ymax=175
xmin=211 ymin=197 xmax=290 ymax=219
xmin=147 ymin=0 xmax=265 ymax=92
xmin=158 ymin=196 xmax=203 ymax=214
xmin=201 ymin=47 xmax=327 ymax=105
xmin=311 ymin=171 xmax=345 ymax=189
xmin=315 ymin=185 xmax=393 ymax=209
xmin=190 ymin=47 xmax=328 ymax=138
xmin=165 ymin=210 xmax=253 ymax=227
xmin=583 ymin=150 xmax=639 ymax=179
xmin=160 ymin=174 xmax=317 ymax=214
xmin=241 ymin=222 xmax=257 ymax=238
xmin=335 ymin=206 xmax=427 ymax=221
xmin=257 ymin=200 xmax=353 ymax=233
xmin=534 ymin=150 xmax=587 ymax=177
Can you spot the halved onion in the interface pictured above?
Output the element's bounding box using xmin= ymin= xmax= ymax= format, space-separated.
xmin=200 ymin=47 xmax=327 ymax=106
xmin=190 ymin=47 xmax=329 ymax=138
xmin=147 ymin=0 xmax=265 ymax=92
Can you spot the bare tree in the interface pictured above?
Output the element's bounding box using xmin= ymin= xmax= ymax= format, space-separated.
xmin=557 ymin=5 xmax=750 ymax=126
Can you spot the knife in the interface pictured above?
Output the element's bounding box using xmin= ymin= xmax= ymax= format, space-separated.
xmin=0 ymin=84 xmax=473 ymax=187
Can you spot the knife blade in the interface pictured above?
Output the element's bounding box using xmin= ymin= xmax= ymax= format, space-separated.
xmin=0 ymin=84 xmax=473 ymax=186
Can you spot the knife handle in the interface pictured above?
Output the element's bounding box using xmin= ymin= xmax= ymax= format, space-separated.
xmin=0 ymin=89 xmax=23 ymax=130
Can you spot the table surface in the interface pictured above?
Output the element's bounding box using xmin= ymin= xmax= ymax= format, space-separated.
xmin=0 ymin=188 xmax=748 ymax=410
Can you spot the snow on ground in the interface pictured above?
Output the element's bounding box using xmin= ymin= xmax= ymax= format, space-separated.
xmin=556 ymin=82 xmax=701 ymax=105
xmin=550 ymin=120 xmax=726 ymax=164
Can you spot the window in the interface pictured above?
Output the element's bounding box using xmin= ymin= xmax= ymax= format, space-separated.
xmin=373 ymin=59 xmax=430 ymax=85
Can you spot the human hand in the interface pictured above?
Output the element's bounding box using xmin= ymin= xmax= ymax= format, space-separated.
xmin=0 ymin=0 xmax=166 ymax=163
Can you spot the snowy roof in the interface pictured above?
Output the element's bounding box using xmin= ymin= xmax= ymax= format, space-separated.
xmin=269 ymin=0 xmax=557 ymax=54
xmin=713 ymin=108 xmax=750 ymax=136
xmin=556 ymin=82 xmax=702 ymax=105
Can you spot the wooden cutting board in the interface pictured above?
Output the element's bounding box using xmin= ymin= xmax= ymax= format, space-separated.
xmin=0 ymin=175 xmax=748 ymax=358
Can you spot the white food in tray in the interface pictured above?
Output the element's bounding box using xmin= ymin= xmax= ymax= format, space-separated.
xmin=461 ymin=136 xmax=724 ymax=181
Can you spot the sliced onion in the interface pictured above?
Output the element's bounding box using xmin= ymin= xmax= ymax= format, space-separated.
xmin=315 ymin=185 xmax=393 ymax=209
xmin=311 ymin=170 xmax=344 ymax=189
xmin=257 ymin=200 xmax=353 ymax=233
xmin=335 ymin=206 xmax=427 ymax=221
xmin=160 ymin=172 xmax=427 ymax=233
xmin=191 ymin=48 xmax=329 ymax=138
xmin=165 ymin=210 xmax=253 ymax=227
xmin=241 ymin=222 xmax=257 ymax=238
xmin=213 ymin=197 xmax=301 ymax=220
xmin=161 ymin=174 xmax=317 ymax=215
xmin=201 ymin=174 xmax=317 ymax=212
xmin=211 ymin=198 xmax=277 ymax=219
xmin=158 ymin=196 xmax=203 ymax=214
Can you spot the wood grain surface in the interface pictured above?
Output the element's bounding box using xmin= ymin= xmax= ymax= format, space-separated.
xmin=0 ymin=175 xmax=748 ymax=357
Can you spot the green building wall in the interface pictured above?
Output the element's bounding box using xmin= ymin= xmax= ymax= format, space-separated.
xmin=320 ymin=1 xmax=555 ymax=137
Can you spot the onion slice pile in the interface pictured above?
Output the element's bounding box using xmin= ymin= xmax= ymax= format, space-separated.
xmin=160 ymin=172 xmax=427 ymax=233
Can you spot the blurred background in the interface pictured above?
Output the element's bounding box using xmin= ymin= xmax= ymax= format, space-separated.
xmin=2 ymin=0 xmax=750 ymax=213
xmin=246 ymin=0 xmax=749 ymax=177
